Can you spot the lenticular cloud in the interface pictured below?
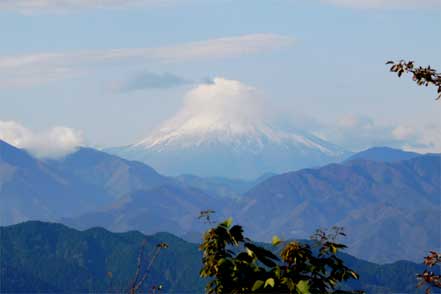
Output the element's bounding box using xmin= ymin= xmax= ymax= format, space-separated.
xmin=159 ymin=77 xmax=265 ymax=132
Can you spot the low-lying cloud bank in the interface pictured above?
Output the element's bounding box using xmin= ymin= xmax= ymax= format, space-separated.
xmin=310 ymin=114 xmax=441 ymax=153
xmin=0 ymin=120 xmax=83 ymax=158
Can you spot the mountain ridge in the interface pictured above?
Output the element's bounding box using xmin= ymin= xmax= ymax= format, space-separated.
xmin=0 ymin=220 xmax=428 ymax=294
xmin=345 ymin=146 xmax=421 ymax=163
xmin=0 ymin=141 xmax=173 ymax=225
xmin=238 ymin=154 xmax=441 ymax=262
xmin=0 ymin=140 xmax=109 ymax=225
xmin=1 ymin=139 xmax=439 ymax=264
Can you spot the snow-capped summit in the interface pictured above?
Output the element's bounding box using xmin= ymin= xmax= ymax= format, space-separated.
xmin=134 ymin=117 xmax=340 ymax=155
xmin=108 ymin=78 xmax=347 ymax=178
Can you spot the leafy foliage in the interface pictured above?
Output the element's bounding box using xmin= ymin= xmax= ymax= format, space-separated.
xmin=199 ymin=219 xmax=363 ymax=294
xmin=387 ymin=60 xmax=441 ymax=100
xmin=417 ymin=251 xmax=441 ymax=294
xmin=386 ymin=60 xmax=440 ymax=294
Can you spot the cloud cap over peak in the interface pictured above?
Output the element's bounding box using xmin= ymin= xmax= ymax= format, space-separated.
xmin=152 ymin=77 xmax=265 ymax=134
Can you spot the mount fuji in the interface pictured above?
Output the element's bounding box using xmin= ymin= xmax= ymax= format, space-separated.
xmin=107 ymin=78 xmax=348 ymax=178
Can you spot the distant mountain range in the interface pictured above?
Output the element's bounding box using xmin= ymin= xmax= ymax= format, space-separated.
xmin=0 ymin=141 xmax=109 ymax=225
xmin=106 ymin=117 xmax=348 ymax=179
xmin=0 ymin=221 xmax=428 ymax=294
xmin=345 ymin=146 xmax=421 ymax=162
xmin=66 ymin=148 xmax=440 ymax=263
xmin=1 ymin=139 xmax=439 ymax=263
xmin=63 ymin=184 xmax=232 ymax=236
xmin=174 ymin=173 xmax=274 ymax=200
xmin=239 ymin=154 xmax=440 ymax=263
xmin=0 ymin=139 xmax=241 ymax=230
xmin=47 ymin=146 xmax=172 ymax=200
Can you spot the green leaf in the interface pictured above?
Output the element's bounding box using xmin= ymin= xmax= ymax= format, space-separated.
xmin=272 ymin=235 xmax=282 ymax=246
xmin=264 ymin=278 xmax=275 ymax=288
xmin=245 ymin=243 xmax=280 ymax=262
xmin=217 ymin=258 xmax=227 ymax=266
xmin=252 ymin=280 xmax=264 ymax=292
xmin=282 ymin=277 xmax=296 ymax=291
xmin=246 ymin=247 xmax=255 ymax=257
xmin=224 ymin=217 xmax=233 ymax=228
xmin=296 ymin=280 xmax=310 ymax=294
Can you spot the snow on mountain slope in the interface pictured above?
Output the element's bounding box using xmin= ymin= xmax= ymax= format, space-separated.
xmin=107 ymin=78 xmax=348 ymax=178
xmin=135 ymin=119 xmax=339 ymax=155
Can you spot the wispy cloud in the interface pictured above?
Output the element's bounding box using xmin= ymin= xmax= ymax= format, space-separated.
xmin=321 ymin=0 xmax=441 ymax=9
xmin=0 ymin=34 xmax=295 ymax=68
xmin=0 ymin=34 xmax=295 ymax=88
xmin=0 ymin=120 xmax=83 ymax=158
xmin=4 ymin=0 xmax=439 ymax=13
xmin=0 ymin=0 xmax=186 ymax=13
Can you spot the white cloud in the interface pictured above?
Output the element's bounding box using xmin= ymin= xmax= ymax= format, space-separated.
xmin=336 ymin=115 xmax=374 ymax=129
xmin=153 ymin=77 xmax=264 ymax=134
xmin=0 ymin=0 xmax=185 ymax=13
xmin=0 ymin=34 xmax=295 ymax=88
xmin=313 ymin=114 xmax=441 ymax=152
xmin=3 ymin=0 xmax=439 ymax=13
xmin=0 ymin=34 xmax=294 ymax=68
xmin=0 ymin=120 xmax=83 ymax=158
xmin=321 ymin=0 xmax=441 ymax=9
xmin=401 ymin=123 xmax=441 ymax=153
xmin=392 ymin=125 xmax=417 ymax=140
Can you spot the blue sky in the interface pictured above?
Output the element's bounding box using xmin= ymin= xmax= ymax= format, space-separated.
xmin=0 ymin=0 xmax=440 ymax=156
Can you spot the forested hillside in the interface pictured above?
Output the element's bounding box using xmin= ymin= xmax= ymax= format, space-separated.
xmin=0 ymin=221 xmax=428 ymax=294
